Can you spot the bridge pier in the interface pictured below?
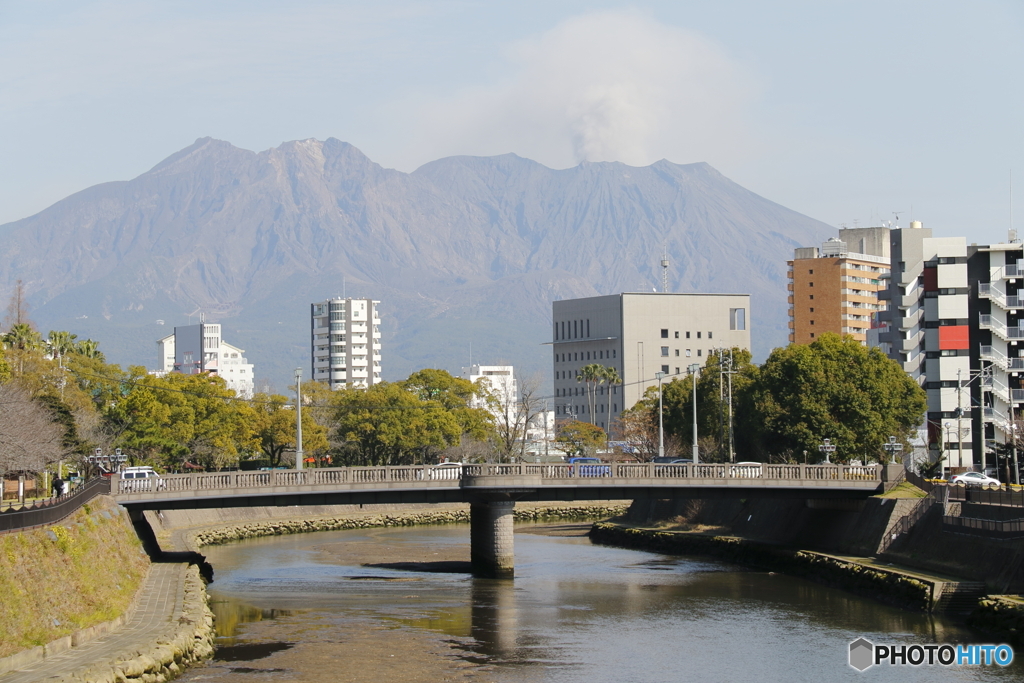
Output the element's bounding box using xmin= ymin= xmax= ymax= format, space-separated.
xmin=470 ymin=500 xmax=515 ymax=578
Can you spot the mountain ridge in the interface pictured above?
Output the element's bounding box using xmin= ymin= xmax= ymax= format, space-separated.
xmin=0 ymin=137 xmax=832 ymax=389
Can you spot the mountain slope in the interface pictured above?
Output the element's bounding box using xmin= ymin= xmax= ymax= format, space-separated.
xmin=0 ymin=138 xmax=830 ymax=388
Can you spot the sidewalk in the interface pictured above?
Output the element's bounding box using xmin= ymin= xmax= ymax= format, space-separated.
xmin=0 ymin=563 xmax=186 ymax=683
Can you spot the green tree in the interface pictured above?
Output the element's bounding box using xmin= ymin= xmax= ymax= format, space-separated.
xmin=401 ymin=369 xmax=493 ymax=441
xmin=253 ymin=392 xmax=328 ymax=467
xmin=601 ymin=365 xmax=621 ymax=432
xmin=576 ymin=364 xmax=605 ymax=424
xmin=747 ymin=333 xmax=926 ymax=463
xmin=555 ymin=420 xmax=605 ymax=458
xmin=0 ymin=347 xmax=10 ymax=384
xmin=333 ymin=382 xmax=462 ymax=466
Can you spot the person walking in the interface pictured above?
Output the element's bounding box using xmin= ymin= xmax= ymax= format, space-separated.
xmin=51 ymin=475 xmax=64 ymax=498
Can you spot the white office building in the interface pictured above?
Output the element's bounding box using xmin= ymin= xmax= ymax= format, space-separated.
xmin=552 ymin=292 xmax=751 ymax=432
xmin=156 ymin=323 xmax=255 ymax=398
xmin=311 ymin=297 xmax=383 ymax=389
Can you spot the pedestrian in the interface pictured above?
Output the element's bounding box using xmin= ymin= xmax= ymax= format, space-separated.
xmin=51 ymin=476 xmax=64 ymax=498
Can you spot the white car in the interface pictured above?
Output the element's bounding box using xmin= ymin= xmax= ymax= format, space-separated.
xmin=729 ymin=462 xmax=763 ymax=478
xmin=951 ymin=471 xmax=1001 ymax=487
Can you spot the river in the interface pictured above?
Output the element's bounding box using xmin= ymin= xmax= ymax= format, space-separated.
xmin=178 ymin=522 xmax=1023 ymax=682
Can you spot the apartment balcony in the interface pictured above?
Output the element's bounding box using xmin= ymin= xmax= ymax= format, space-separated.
xmin=979 ymin=314 xmax=1024 ymax=341
xmin=978 ymin=282 xmax=1023 ymax=310
xmin=982 ymin=375 xmax=1024 ymax=405
xmin=994 ymin=263 xmax=1024 ymax=280
xmin=980 ymin=345 xmax=1024 ymax=371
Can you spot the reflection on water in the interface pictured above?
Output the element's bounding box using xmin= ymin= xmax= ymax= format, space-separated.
xmin=184 ymin=524 xmax=1023 ymax=683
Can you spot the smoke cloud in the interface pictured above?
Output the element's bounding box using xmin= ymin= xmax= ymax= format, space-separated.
xmin=413 ymin=10 xmax=756 ymax=168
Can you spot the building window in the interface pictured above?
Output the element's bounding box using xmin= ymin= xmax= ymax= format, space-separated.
xmin=708 ymin=331 xmax=713 ymax=339
xmin=809 ymin=282 xmax=814 ymax=287
xmin=810 ymin=333 xmax=815 ymax=338
xmin=675 ymin=367 xmax=680 ymax=374
xmin=686 ymin=349 xmax=691 ymax=357
xmin=809 ymin=269 xmax=814 ymax=274
xmin=675 ymin=349 xmax=680 ymax=356
xmin=810 ymin=320 xmax=815 ymax=325
xmin=675 ymin=331 xmax=680 ymax=338
xmin=697 ymin=350 xmax=702 ymax=356
xmin=661 ymin=329 xmax=669 ymax=338
xmin=661 ymin=347 xmax=669 ymax=356
xmin=697 ymin=331 xmax=702 ymax=339
xmin=662 ymin=365 xmax=670 ymax=374
xmin=810 ymin=308 xmax=814 ymax=313
xmin=809 ymin=295 xmax=814 ymax=300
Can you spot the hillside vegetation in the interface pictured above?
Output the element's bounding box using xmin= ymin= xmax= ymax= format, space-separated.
xmin=0 ymin=496 xmax=149 ymax=657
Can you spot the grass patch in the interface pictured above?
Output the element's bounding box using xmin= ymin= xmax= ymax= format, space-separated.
xmin=876 ymin=481 xmax=929 ymax=499
xmin=0 ymin=496 xmax=150 ymax=658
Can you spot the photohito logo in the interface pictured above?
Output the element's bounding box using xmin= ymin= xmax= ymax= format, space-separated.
xmin=849 ymin=638 xmax=1014 ymax=671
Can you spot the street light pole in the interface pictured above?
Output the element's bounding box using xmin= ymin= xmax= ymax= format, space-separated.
xmin=295 ymin=368 xmax=304 ymax=470
xmin=818 ymin=438 xmax=836 ymax=464
xmin=655 ymin=371 xmax=665 ymax=459
xmin=688 ymin=363 xmax=701 ymax=463
xmin=883 ymin=436 xmax=903 ymax=464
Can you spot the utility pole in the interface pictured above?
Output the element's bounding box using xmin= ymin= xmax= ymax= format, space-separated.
xmin=655 ymin=372 xmax=665 ymax=459
xmin=688 ymin=363 xmax=701 ymax=462
xmin=957 ymin=368 xmax=963 ymax=470
xmin=726 ymin=349 xmax=736 ymax=463
xmin=295 ymin=368 xmax=304 ymax=470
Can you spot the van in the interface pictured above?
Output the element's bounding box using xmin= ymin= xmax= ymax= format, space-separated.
xmin=119 ymin=467 xmax=164 ymax=491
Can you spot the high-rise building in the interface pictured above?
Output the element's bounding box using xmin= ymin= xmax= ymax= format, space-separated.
xmin=876 ymin=222 xmax=975 ymax=470
xmin=155 ymin=323 xmax=255 ymax=398
xmin=310 ymin=297 xmax=382 ymax=389
xmin=787 ymin=227 xmax=891 ymax=345
xmin=552 ymin=292 xmax=751 ymax=432
xmin=462 ymin=365 xmax=517 ymax=415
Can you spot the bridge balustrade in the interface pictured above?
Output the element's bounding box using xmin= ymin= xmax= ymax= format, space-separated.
xmin=114 ymin=462 xmax=884 ymax=495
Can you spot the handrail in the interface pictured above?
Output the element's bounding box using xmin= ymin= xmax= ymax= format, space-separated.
xmin=114 ymin=463 xmax=883 ymax=495
xmin=0 ymin=477 xmax=111 ymax=533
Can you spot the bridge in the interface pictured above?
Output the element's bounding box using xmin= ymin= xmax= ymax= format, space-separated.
xmin=113 ymin=462 xmax=896 ymax=578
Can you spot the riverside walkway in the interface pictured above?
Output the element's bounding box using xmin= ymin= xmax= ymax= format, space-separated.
xmin=112 ymin=462 xmax=894 ymax=577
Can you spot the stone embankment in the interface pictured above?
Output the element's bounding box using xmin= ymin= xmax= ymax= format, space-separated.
xmin=181 ymin=503 xmax=631 ymax=549
xmin=590 ymin=522 xmax=936 ymax=612
xmin=969 ymin=596 xmax=1024 ymax=646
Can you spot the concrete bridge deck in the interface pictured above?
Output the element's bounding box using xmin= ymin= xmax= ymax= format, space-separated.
xmin=112 ymin=463 xmax=890 ymax=578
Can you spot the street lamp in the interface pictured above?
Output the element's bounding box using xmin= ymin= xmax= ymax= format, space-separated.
xmin=818 ymin=438 xmax=837 ymax=464
xmin=654 ymin=371 xmax=665 ymax=459
xmin=294 ymin=367 xmax=304 ymax=471
xmin=883 ymin=436 xmax=903 ymax=464
xmin=688 ymin=364 xmax=701 ymax=463
xmin=943 ymin=421 xmax=954 ymax=472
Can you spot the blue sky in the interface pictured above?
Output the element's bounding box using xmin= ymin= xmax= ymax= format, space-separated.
xmin=1 ymin=0 xmax=1021 ymax=243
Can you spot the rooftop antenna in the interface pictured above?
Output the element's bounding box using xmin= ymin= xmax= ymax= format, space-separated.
xmin=892 ymin=211 xmax=903 ymax=229
xmin=343 ymin=276 xmax=346 ymax=299
xmin=660 ymin=247 xmax=669 ymax=293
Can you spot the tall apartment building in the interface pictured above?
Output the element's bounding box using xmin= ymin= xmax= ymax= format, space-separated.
xmin=552 ymin=293 xmax=751 ymax=432
xmin=876 ymin=222 xmax=974 ymax=470
xmin=155 ymin=323 xmax=255 ymax=398
xmin=787 ymin=227 xmax=890 ymax=345
xmin=310 ymin=297 xmax=382 ymax=389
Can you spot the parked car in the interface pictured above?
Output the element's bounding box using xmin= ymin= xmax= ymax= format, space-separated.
xmin=951 ymin=471 xmax=1001 ymax=487
xmin=729 ymin=461 xmax=763 ymax=478
xmin=652 ymin=457 xmax=692 ymax=464
xmin=568 ymin=457 xmax=611 ymax=477
xmin=119 ymin=466 xmax=164 ymax=490
xmin=429 ymin=462 xmax=463 ymax=480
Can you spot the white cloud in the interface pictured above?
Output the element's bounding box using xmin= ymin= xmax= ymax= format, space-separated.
xmin=409 ymin=10 xmax=757 ymax=168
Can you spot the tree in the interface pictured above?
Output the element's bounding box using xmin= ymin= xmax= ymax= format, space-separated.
xmin=576 ymin=364 xmax=605 ymax=423
xmin=484 ymin=371 xmax=543 ymax=463
xmin=47 ymin=330 xmax=78 ymax=358
xmin=0 ymin=383 xmax=65 ymax=475
xmin=615 ymin=399 xmax=660 ymax=461
xmin=401 ymin=369 xmax=493 ymax=441
xmin=747 ymin=333 xmax=927 ymax=463
xmin=555 ymin=420 xmax=605 ymax=458
xmin=0 ymin=348 xmax=9 ymax=384
xmin=252 ymin=392 xmax=328 ymax=467
xmin=602 ymin=365 xmax=621 ymax=434
xmin=74 ymin=339 xmax=105 ymax=362
xmin=332 ymin=382 xmax=462 ymax=466
xmin=3 ymin=280 xmax=30 ymax=330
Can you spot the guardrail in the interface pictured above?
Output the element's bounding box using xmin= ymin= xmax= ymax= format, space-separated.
xmin=878 ymin=486 xmax=945 ymax=553
xmin=114 ymin=463 xmax=883 ymax=495
xmin=943 ymin=515 xmax=1024 ymax=539
xmin=0 ymin=477 xmax=111 ymax=533
xmin=946 ymin=486 xmax=1024 ymax=507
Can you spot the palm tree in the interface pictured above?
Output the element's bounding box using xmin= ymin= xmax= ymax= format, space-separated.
xmin=602 ymin=365 xmax=622 ymax=433
xmin=47 ymin=330 xmax=78 ymax=358
xmin=75 ymin=339 xmax=105 ymax=361
xmin=2 ymin=323 xmax=42 ymax=351
xmin=577 ymin=364 xmax=605 ymax=424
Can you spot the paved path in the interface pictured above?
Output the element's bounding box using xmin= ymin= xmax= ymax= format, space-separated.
xmin=0 ymin=563 xmax=186 ymax=683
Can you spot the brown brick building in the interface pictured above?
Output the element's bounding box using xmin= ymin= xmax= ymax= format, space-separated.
xmin=787 ymin=228 xmax=890 ymax=345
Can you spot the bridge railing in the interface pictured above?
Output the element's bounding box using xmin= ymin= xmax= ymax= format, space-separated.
xmin=114 ymin=462 xmax=883 ymax=494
